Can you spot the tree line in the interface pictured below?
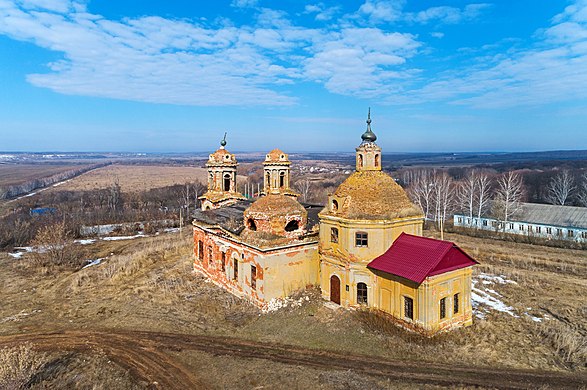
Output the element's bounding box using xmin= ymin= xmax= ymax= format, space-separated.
xmin=0 ymin=163 xmax=110 ymax=200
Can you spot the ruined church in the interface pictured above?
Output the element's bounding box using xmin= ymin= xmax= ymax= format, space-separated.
xmin=192 ymin=112 xmax=477 ymax=335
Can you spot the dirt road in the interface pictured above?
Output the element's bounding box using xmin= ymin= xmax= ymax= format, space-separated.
xmin=1 ymin=330 xmax=585 ymax=389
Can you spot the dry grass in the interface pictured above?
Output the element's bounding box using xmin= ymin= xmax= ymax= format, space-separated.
xmin=0 ymin=229 xmax=586 ymax=388
xmin=0 ymin=343 xmax=47 ymax=390
xmin=0 ymin=165 xmax=88 ymax=188
xmin=49 ymin=164 xmax=211 ymax=193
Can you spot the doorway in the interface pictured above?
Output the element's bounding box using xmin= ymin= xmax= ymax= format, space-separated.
xmin=330 ymin=275 xmax=341 ymax=304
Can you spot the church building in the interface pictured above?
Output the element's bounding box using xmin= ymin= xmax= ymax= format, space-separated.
xmin=192 ymin=111 xmax=477 ymax=335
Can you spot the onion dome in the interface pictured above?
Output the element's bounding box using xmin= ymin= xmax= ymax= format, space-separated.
xmin=361 ymin=108 xmax=377 ymax=143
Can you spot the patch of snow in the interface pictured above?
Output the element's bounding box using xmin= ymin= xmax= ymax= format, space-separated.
xmin=75 ymin=239 xmax=96 ymax=245
xmin=163 ymin=228 xmax=180 ymax=233
xmin=14 ymin=246 xmax=34 ymax=252
xmin=529 ymin=315 xmax=543 ymax=322
xmin=471 ymin=284 xmax=518 ymax=317
xmin=82 ymin=258 xmax=106 ymax=269
xmin=102 ymin=234 xmax=147 ymax=241
xmin=8 ymin=252 xmax=24 ymax=259
xmin=478 ymin=273 xmax=517 ymax=285
xmin=262 ymin=294 xmax=311 ymax=313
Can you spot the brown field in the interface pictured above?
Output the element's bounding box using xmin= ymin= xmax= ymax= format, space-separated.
xmin=0 ymin=164 xmax=90 ymax=188
xmin=0 ymin=232 xmax=586 ymax=388
xmin=49 ymin=164 xmax=220 ymax=193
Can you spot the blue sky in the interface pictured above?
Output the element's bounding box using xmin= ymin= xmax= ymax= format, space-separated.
xmin=0 ymin=0 xmax=586 ymax=153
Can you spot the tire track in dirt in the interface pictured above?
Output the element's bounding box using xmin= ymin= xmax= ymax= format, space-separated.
xmin=1 ymin=330 xmax=585 ymax=389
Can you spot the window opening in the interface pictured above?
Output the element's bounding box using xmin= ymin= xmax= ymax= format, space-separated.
xmin=221 ymin=252 xmax=226 ymax=273
xmin=454 ymin=293 xmax=459 ymax=314
xmin=208 ymin=246 xmax=213 ymax=267
xmin=404 ymin=296 xmax=414 ymax=320
xmin=285 ymin=220 xmax=299 ymax=232
xmin=233 ymin=258 xmax=238 ymax=280
xmin=357 ymin=282 xmax=368 ymax=305
xmin=198 ymin=240 xmax=204 ymax=260
xmin=248 ymin=218 xmax=257 ymax=231
xmin=223 ymin=173 xmax=231 ymax=192
xmin=251 ymin=265 xmax=257 ymax=290
xmin=331 ymin=227 xmax=339 ymax=243
xmin=355 ymin=232 xmax=368 ymax=247
xmin=375 ymin=154 xmax=379 ymax=167
xmin=279 ymin=171 xmax=285 ymax=188
xmin=440 ymin=297 xmax=446 ymax=319
xmin=332 ymin=199 xmax=338 ymax=211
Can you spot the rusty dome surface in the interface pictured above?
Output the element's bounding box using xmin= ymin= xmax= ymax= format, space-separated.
xmin=245 ymin=194 xmax=306 ymax=217
xmin=208 ymin=148 xmax=237 ymax=165
xmin=264 ymin=149 xmax=290 ymax=164
xmin=323 ymin=170 xmax=423 ymax=220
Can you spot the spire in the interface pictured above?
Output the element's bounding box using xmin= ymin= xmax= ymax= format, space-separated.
xmin=220 ymin=132 xmax=227 ymax=148
xmin=361 ymin=107 xmax=377 ymax=143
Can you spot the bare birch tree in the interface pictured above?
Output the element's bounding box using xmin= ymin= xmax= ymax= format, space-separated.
xmin=493 ymin=171 xmax=524 ymax=226
xmin=295 ymin=179 xmax=312 ymax=203
xmin=407 ymin=170 xmax=434 ymax=221
xmin=578 ymin=172 xmax=587 ymax=207
xmin=475 ymin=171 xmax=492 ymax=222
xmin=457 ymin=172 xmax=476 ymax=225
xmin=431 ymin=171 xmax=456 ymax=239
xmin=546 ymin=170 xmax=576 ymax=205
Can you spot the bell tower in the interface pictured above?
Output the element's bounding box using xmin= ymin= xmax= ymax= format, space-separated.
xmin=199 ymin=133 xmax=245 ymax=210
xmin=262 ymin=149 xmax=299 ymax=197
xmin=355 ymin=108 xmax=382 ymax=172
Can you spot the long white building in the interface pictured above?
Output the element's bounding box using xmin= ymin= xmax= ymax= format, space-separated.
xmin=454 ymin=202 xmax=587 ymax=243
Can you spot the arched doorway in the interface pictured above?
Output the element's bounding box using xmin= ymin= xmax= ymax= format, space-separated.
xmin=223 ymin=173 xmax=231 ymax=192
xmin=330 ymin=275 xmax=341 ymax=305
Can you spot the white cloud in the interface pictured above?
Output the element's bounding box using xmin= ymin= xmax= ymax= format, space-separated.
xmin=430 ymin=32 xmax=444 ymax=38
xmin=357 ymin=1 xmax=491 ymax=25
xmin=231 ymin=0 xmax=258 ymax=9
xmin=304 ymin=3 xmax=340 ymax=21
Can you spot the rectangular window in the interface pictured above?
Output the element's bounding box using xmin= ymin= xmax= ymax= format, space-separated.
xmin=331 ymin=227 xmax=339 ymax=243
xmin=492 ymin=221 xmax=498 ymax=227
xmin=528 ymin=225 xmax=533 ymax=233
xmin=251 ymin=265 xmax=257 ymax=290
xmin=509 ymin=223 xmax=514 ymax=229
xmin=208 ymin=246 xmax=213 ymax=267
xmin=536 ymin=226 xmax=541 ymax=233
xmin=454 ymin=293 xmax=459 ymax=314
xmin=355 ymin=232 xmax=368 ymax=247
xmin=404 ymin=296 xmax=413 ymax=320
xmin=198 ymin=240 xmax=204 ymax=260
xmin=546 ymin=227 xmax=552 ymax=234
xmin=582 ymin=232 xmax=587 ymax=239
xmin=458 ymin=217 xmax=462 ymax=223
xmin=440 ymin=297 xmax=446 ymax=319
xmin=482 ymin=220 xmax=488 ymax=226
xmin=233 ymin=258 xmax=238 ymax=280
xmin=556 ymin=228 xmax=563 ymax=237
xmin=221 ymin=252 xmax=226 ymax=272
xmin=519 ymin=224 xmax=524 ymax=231
xmin=568 ymin=230 xmax=574 ymax=238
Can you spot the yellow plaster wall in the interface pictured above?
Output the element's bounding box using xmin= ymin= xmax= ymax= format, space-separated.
xmin=259 ymin=247 xmax=320 ymax=301
xmin=371 ymin=267 xmax=474 ymax=334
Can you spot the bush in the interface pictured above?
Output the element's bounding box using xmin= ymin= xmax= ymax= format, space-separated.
xmin=30 ymin=221 xmax=85 ymax=269
xmin=0 ymin=343 xmax=47 ymax=390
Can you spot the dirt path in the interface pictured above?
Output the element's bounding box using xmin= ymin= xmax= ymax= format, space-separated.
xmin=1 ymin=330 xmax=586 ymax=389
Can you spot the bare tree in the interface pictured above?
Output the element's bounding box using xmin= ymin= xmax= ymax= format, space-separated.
xmin=578 ymin=172 xmax=587 ymax=207
xmin=407 ymin=170 xmax=434 ymax=221
xmin=546 ymin=170 xmax=576 ymax=205
xmin=493 ymin=171 xmax=524 ymax=226
xmin=431 ymin=171 xmax=456 ymax=239
xmin=457 ymin=172 xmax=476 ymax=225
xmin=295 ymin=179 xmax=312 ymax=203
xmin=475 ymin=171 xmax=492 ymax=222
xmin=30 ymin=221 xmax=83 ymax=269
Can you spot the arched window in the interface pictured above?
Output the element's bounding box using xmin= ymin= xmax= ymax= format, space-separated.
xmin=357 ymin=282 xmax=368 ymax=304
xmin=279 ymin=171 xmax=285 ymax=188
xmin=331 ymin=199 xmax=338 ymax=211
xmin=248 ymin=218 xmax=257 ymax=231
xmin=375 ymin=154 xmax=380 ymax=167
xmin=285 ymin=220 xmax=299 ymax=232
xmin=358 ymin=154 xmax=363 ymax=168
xmin=265 ymin=172 xmax=270 ymax=189
xmin=223 ymin=173 xmax=231 ymax=192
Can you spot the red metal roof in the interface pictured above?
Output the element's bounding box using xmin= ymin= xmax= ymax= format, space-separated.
xmin=367 ymin=233 xmax=477 ymax=284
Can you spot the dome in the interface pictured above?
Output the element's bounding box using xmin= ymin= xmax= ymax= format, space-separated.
xmin=208 ymin=148 xmax=236 ymax=165
xmin=265 ymin=149 xmax=290 ymax=164
xmin=246 ymin=194 xmax=305 ymax=216
xmin=323 ymin=171 xmax=423 ymax=220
